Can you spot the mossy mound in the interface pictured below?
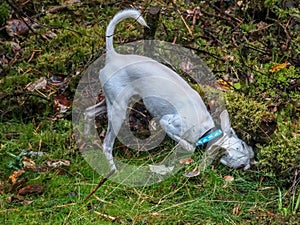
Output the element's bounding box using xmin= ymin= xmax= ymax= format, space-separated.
xmin=225 ymin=91 xmax=299 ymax=180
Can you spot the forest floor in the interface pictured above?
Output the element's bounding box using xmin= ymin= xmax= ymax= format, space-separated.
xmin=0 ymin=0 xmax=299 ymax=224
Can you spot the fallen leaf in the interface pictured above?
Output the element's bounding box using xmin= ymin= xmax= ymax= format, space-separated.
xmin=22 ymin=156 xmax=37 ymax=170
xmin=216 ymin=79 xmax=232 ymax=91
xmin=18 ymin=184 xmax=45 ymax=195
xmin=46 ymin=159 xmax=70 ymax=168
xmin=223 ymin=175 xmax=234 ymax=182
xmin=25 ymin=77 xmax=47 ymax=91
xmin=183 ymin=169 xmax=200 ymax=177
xmin=48 ymin=75 xmax=65 ymax=87
xmin=222 ymin=55 xmax=234 ymax=62
xmin=7 ymin=195 xmax=24 ymax=203
xmin=269 ymin=62 xmax=290 ymax=73
xmin=54 ymin=95 xmax=71 ymax=113
xmin=179 ymin=158 xmax=193 ymax=165
xmin=7 ymin=195 xmax=34 ymax=205
xmin=9 ymin=170 xmax=25 ymax=184
xmin=6 ymin=19 xmax=32 ymax=37
xmin=21 ymin=200 xmax=34 ymax=205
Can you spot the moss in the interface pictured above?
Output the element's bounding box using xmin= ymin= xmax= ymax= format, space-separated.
xmin=224 ymin=91 xmax=275 ymax=143
xmin=225 ymin=91 xmax=299 ymax=178
xmin=0 ymin=2 xmax=10 ymax=26
xmin=257 ymin=113 xmax=300 ymax=178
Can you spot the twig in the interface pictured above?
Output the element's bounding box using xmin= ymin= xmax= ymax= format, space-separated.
xmin=201 ymin=10 xmax=236 ymax=28
xmin=172 ymin=1 xmax=193 ymax=36
xmin=83 ymin=170 xmax=115 ymax=201
xmin=93 ymin=211 xmax=119 ymax=222
xmin=208 ymin=1 xmax=243 ymax=24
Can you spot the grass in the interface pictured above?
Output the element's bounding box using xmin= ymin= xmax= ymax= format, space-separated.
xmin=0 ymin=117 xmax=290 ymax=224
xmin=0 ymin=151 xmax=281 ymax=224
xmin=0 ymin=0 xmax=299 ymax=224
xmin=0 ymin=117 xmax=296 ymax=224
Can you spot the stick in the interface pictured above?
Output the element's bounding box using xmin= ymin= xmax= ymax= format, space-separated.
xmin=94 ymin=211 xmax=118 ymax=221
xmin=83 ymin=170 xmax=115 ymax=201
xmin=172 ymin=1 xmax=193 ymax=36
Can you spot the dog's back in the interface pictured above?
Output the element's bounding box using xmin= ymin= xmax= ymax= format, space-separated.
xmin=100 ymin=52 xmax=215 ymax=143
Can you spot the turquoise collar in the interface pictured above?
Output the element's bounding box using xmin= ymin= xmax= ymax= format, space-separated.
xmin=196 ymin=129 xmax=223 ymax=146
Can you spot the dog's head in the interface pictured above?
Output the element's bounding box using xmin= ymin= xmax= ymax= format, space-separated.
xmin=218 ymin=128 xmax=254 ymax=170
xmin=207 ymin=110 xmax=255 ymax=170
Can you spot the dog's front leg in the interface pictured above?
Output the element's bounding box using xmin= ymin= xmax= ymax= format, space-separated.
xmin=159 ymin=114 xmax=195 ymax=152
xmin=102 ymin=120 xmax=118 ymax=172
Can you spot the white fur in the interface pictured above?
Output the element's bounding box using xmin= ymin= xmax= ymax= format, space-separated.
xmin=85 ymin=9 xmax=254 ymax=172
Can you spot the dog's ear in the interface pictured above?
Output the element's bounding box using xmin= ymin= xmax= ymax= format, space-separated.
xmin=220 ymin=110 xmax=231 ymax=135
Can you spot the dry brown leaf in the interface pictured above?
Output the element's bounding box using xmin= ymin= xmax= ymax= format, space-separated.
xmin=9 ymin=169 xmax=25 ymax=184
xmin=6 ymin=19 xmax=32 ymax=37
xmin=179 ymin=158 xmax=193 ymax=165
xmin=269 ymin=62 xmax=290 ymax=73
xmin=22 ymin=156 xmax=37 ymax=170
xmin=18 ymin=184 xmax=45 ymax=195
xmin=216 ymin=79 xmax=232 ymax=91
xmin=26 ymin=77 xmax=47 ymax=91
xmin=54 ymin=95 xmax=71 ymax=113
xmin=223 ymin=175 xmax=234 ymax=182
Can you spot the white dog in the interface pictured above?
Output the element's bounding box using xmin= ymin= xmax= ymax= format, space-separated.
xmin=85 ymin=9 xmax=254 ymax=173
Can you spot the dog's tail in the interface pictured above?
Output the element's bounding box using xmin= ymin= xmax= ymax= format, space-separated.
xmin=105 ymin=9 xmax=148 ymax=55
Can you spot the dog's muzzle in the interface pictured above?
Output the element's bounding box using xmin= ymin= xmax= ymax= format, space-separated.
xmin=220 ymin=140 xmax=254 ymax=170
